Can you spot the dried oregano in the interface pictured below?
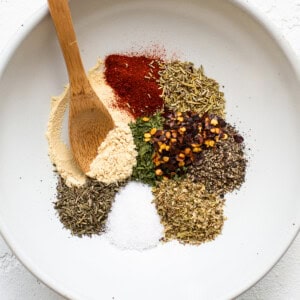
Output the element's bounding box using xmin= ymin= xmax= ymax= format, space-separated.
xmin=158 ymin=60 xmax=226 ymax=117
xmin=54 ymin=176 xmax=126 ymax=237
xmin=153 ymin=178 xmax=225 ymax=245
xmin=129 ymin=113 xmax=164 ymax=186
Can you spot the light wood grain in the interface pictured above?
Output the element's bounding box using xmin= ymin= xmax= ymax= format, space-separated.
xmin=47 ymin=0 xmax=115 ymax=173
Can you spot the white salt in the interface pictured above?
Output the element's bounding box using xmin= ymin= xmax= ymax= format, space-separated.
xmin=106 ymin=181 xmax=164 ymax=251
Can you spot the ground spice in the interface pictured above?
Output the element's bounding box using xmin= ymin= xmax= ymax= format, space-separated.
xmin=104 ymin=55 xmax=163 ymax=118
xmin=87 ymin=122 xmax=137 ymax=184
xmin=54 ymin=176 xmax=125 ymax=237
xmin=46 ymin=60 xmax=134 ymax=188
xmin=153 ymin=178 xmax=225 ymax=245
xmin=188 ymin=125 xmax=247 ymax=194
xmin=158 ymin=61 xmax=226 ymax=117
xmin=46 ymin=88 xmax=86 ymax=187
xmin=88 ymin=60 xmax=134 ymax=124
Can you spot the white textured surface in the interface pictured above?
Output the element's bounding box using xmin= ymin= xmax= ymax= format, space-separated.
xmin=0 ymin=0 xmax=299 ymax=299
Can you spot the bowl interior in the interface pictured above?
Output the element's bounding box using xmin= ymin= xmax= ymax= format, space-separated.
xmin=0 ymin=0 xmax=299 ymax=299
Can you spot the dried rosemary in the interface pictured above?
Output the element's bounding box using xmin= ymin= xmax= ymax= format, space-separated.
xmin=153 ymin=178 xmax=225 ymax=245
xmin=187 ymin=125 xmax=247 ymax=195
xmin=129 ymin=113 xmax=164 ymax=186
xmin=158 ymin=61 xmax=226 ymax=117
xmin=54 ymin=176 xmax=126 ymax=237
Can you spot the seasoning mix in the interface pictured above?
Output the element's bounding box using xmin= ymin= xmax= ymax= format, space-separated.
xmin=48 ymin=51 xmax=247 ymax=250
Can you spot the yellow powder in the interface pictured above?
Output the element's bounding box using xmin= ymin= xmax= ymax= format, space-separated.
xmin=46 ymin=87 xmax=86 ymax=187
xmin=46 ymin=60 xmax=134 ymax=187
xmin=87 ymin=123 xmax=137 ymax=184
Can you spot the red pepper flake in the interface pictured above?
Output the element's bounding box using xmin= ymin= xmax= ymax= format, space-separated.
xmin=104 ymin=54 xmax=164 ymax=119
xmin=145 ymin=111 xmax=228 ymax=179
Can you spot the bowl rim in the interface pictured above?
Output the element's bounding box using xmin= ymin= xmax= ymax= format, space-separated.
xmin=0 ymin=1 xmax=299 ymax=299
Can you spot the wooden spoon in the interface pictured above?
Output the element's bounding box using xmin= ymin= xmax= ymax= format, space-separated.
xmin=48 ymin=0 xmax=115 ymax=173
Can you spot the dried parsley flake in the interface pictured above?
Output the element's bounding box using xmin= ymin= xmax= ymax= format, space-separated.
xmin=129 ymin=113 xmax=164 ymax=186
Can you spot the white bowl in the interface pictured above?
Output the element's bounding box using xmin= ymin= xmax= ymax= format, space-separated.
xmin=0 ymin=0 xmax=299 ymax=299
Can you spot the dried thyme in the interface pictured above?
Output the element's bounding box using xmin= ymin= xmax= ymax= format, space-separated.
xmin=54 ymin=176 xmax=126 ymax=237
xmin=129 ymin=113 xmax=164 ymax=186
xmin=153 ymin=178 xmax=225 ymax=245
xmin=188 ymin=125 xmax=247 ymax=194
xmin=158 ymin=61 xmax=226 ymax=117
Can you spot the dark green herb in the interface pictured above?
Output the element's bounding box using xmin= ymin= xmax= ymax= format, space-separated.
xmin=129 ymin=113 xmax=164 ymax=186
xmin=54 ymin=176 xmax=126 ymax=237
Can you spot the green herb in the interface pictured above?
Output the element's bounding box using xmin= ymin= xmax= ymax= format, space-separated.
xmin=54 ymin=176 xmax=126 ymax=237
xmin=153 ymin=178 xmax=225 ymax=245
xmin=158 ymin=61 xmax=226 ymax=117
xmin=129 ymin=113 xmax=164 ymax=186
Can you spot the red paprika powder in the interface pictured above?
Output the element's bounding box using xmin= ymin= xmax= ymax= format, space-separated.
xmin=104 ymin=54 xmax=163 ymax=118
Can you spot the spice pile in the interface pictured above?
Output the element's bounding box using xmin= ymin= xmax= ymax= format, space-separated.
xmin=158 ymin=60 xmax=225 ymax=117
xmin=55 ymin=176 xmax=126 ymax=236
xmin=188 ymin=124 xmax=246 ymax=194
xmin=47 ymin=52 xmax=247 ymax=250
xmin=129 ymin=113 xmax=164 ymax=186
xmin=105 ymin=55 xmax=163 ymax=118
xmin=106 ymin=181 xmax=163 ymax=250
xmin=148 ymin=111 xmax=227 ymax=179
xmin=153 ymin=179 xmax=225 ymax=244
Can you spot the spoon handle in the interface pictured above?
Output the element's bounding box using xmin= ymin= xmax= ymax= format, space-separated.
xmin=48 ymin=0 xmax=90 ymax=95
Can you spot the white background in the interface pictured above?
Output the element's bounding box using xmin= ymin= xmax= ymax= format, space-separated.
xmin=0 ymin=0 xmax=299 ymax=299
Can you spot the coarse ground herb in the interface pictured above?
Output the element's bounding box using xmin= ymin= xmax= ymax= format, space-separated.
xmin=153 ymin=178 xmax=225 ymax=245
xmin=129 ymin=113 xmax=164 ymax=186
xmin=187 ymin=125 xmax=247 ymax=194
xmin=158 ymin=61 xmax=226 ymax=117
xmin=54 ymin=176 xmax=126 ymax=237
